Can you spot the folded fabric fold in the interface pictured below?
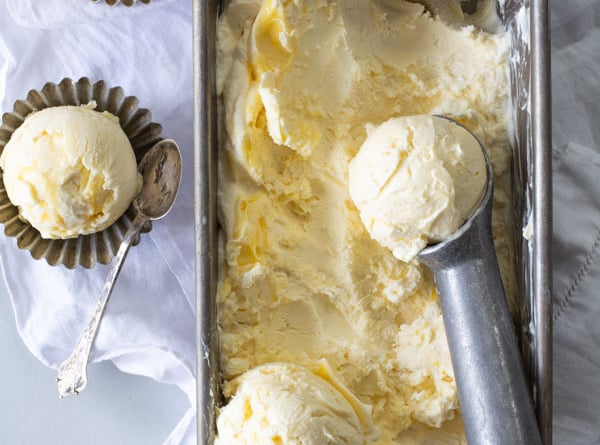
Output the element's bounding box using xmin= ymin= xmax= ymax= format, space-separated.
xmin=0 ymin=1 xmax=196 ymax=444
xmin=552 ymin=142 xmax=600 ymax=445
xmin=4 ymin=0 xmax=181 ymax=29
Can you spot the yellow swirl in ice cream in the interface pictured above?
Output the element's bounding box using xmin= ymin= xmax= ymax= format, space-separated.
xmin=349 ymin=115 xmax=487 ymax=262
xmin=215 ymin=362 xmax=380 ymax=445
xmin=0 ymin=103 xmax=141 ymax=239
xmin=217 ymin=0 xmax=511 ymax=442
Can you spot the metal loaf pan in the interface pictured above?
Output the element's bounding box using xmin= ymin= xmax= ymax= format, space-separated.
xmin=193 ymin=0 xmax=552 ymax=443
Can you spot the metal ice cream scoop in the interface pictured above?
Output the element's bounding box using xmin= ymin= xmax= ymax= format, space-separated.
xmin=417 ymin=118 xmax=542 ymax=445
xmin=57 ymin=139 xmax=182 ymax=398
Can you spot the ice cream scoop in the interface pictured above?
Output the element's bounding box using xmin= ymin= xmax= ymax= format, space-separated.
xmin=352 ymin=115 xmax=541 ymax=444
xmin=57 ymin=139 xmax=182 ymax=398
xmin=417 ymin=118 xmax=542 ymax=444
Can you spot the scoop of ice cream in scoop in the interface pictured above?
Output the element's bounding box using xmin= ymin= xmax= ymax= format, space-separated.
xmin=348 ymin=115 xmax=487 ymax=262
xmin=215 ymin=362 xmax=380 ymax=445
xmin=0 ymin=103 xmax=141 ymax=239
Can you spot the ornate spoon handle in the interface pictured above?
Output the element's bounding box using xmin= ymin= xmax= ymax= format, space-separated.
xmin=57 ymin=213 xmax=147 ymax=398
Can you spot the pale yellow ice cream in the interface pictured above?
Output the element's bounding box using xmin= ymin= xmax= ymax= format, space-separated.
xmin=349 ymin=115 xmax=487 ymax=262
xmin=217 ymin=0 xmax=511 ymax=443
xmin=0 ymin=104 xmax=141 ymax=239
xmin=215 ymin=362 xmax=380 ymax=445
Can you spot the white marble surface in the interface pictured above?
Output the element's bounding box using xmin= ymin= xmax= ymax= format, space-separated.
xmin=0 ymin=277 xmax=188 ymax=445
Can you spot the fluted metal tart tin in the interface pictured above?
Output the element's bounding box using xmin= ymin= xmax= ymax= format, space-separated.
xmin=0 ymin=77 xmax=163 ymax=269
xmin=93 ymin=0 xmax=151 ymax=6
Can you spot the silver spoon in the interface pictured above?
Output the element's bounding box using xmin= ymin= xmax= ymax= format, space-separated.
xmin=417 ymin=117 xmax=541 ymax=444
xmin=57 ymin=139 xmax=182 ymax=398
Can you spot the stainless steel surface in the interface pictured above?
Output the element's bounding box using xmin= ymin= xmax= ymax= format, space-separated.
xmin=57 ymin=140 xmax=182 ymax=398
xmin=502 ymin=0 xmax=553 ymax=442
xmin=418 ymin=120 xmax=541 ymax=445
xmin=530 ymin=1 xmax=553 ymax=443
xmin=194 ymin=0 xmax=552 ymax=443
xmin=193 ymin=0 xmax=220 ymax=444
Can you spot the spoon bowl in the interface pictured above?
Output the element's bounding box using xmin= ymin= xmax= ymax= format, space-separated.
xmin=135 ymin=139 xmax=182 ymax=219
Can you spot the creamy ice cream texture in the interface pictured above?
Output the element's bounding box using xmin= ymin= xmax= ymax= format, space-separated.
xmin=218 ymin=0 xmax=511 ymax=442
xmin=215 ymin=362 xmax=380 ymax=445
xmin=349 ymin=115 xmax=487 ymax=262
xmin=0 ymin=104 xmax=141 ymax=239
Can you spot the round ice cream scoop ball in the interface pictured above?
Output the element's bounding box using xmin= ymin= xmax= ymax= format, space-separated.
xmin=349 ymin=115 xmax=541 ymax=445
xmin=215 ymin=362 xmax=380 ymax=445
xmin=0 ymin=104 xmax=141 ymax=239
xmin=348 ymin=114 xmax=487 ymax=263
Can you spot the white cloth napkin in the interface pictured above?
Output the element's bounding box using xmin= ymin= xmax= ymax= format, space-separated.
xmin=550 ymin=0 xmax=600 ymax=443
xmin=552 ymin=142 xmax=600 ymax=445
xmin=1 ymin=1 xmax=599 ymax=445
xmin=0 ymin=1 xmax=196 ymax=444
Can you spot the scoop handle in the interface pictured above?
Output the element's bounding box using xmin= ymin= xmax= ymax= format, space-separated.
xmin=419 ymin=195 xmax=542 ymax=445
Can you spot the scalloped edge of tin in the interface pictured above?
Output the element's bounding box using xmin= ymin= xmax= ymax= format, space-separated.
xmin=92 ymin=0 xmax=151 ymax=6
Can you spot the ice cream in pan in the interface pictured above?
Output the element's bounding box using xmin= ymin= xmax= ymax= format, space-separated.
xmin=216 ymin=0 xmax=517 ymax=442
